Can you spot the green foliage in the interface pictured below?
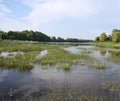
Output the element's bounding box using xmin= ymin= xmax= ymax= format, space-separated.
xmin=1 ymin=30 xmax=51 ymax=42
xmin=95 ymin=36 xmax=100 ymax=42
xmin=0 ymin=30 xmax=93 ymax=42
xmin=0 ymin=30 xmax=4 ymax=39
xmin=112 ymin=29 xmax=120 ymax=42
xmin=99 ymin=32 xmax=107 ymax=42
xmin=96 ymin=29 xmax=120 ymax=43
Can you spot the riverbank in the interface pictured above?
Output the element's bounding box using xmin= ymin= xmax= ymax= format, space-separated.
xmin=90 ymin=42 xmax=120 ymax=49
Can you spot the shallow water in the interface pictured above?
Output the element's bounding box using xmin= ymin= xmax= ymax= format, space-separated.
xmin=0 ymin=45 xmax=120 ymax=101
xmin=35 ymin=50 xmax=48 ymax=59
xmin=0 ymin=51 xmax=23 ymax=57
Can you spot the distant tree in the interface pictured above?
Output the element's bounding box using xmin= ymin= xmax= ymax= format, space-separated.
xmin=112 ymin=29 xmax=120 ymax=42
xmin=0 ymin=30 xmax=4 ymax=39
xmin=100 ymin=32 xmax=107 ymax=42
xmin=51 ymin=36 xmax=57 ymax=42
xmin=107 ymin=35 xmax=112 ymax=41
xmin=95 ymin=36 xmax=100 ymax=42
xmin=57 ymin=37 xmax=64 ymax=42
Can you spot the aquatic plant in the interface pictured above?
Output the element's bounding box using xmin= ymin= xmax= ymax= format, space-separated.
xmin=88 ymin=60 xmax=107 ymax=69
xmin=102 ymin=80 xmax=120 ymax=92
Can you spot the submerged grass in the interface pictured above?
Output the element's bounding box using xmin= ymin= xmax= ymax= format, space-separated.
xmin=88 ymin=60 xmax=107 ymax=69
xmin=102 ymin=80 xmax=120 ymax=92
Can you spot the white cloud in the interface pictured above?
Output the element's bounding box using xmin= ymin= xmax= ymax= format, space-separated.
xmin=0 ymin=0 xmax=12 ymax=14
xmin=23 ymin=0 xmax=101 ymax=30
xmin=0 ymin=4 xmax=12 ymax=13
xmin=0 ymin=12 xmax=31 ymax=31
xmin=0 ymin=0 xmax=31 ymax=31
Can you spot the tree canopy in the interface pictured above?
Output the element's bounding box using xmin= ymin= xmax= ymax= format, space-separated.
xmin=95 ymin=29 xmax=120 ymax=42
xmin=99 ymin=32 xmax=107 ymax=42
xmin=0 ymin=30 xmax=92 ymax=42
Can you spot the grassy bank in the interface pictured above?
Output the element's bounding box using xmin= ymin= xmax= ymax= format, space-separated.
xmin=91 ymin=42 xmax=120 ymax=49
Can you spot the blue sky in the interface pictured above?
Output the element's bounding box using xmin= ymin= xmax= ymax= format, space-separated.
xmin=0 ymin=0 xmax=120 ymax=39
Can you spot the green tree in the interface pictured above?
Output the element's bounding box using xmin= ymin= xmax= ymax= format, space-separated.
xmin=0 ymin=30 xmax=4 ymax=39
xmin=95 ymin=36 xmax=100 ymax=42
xmin=51 ymin=36 xmax=57 ymax=42
xmin=107 ymin=35 xmax=112 ymax=41
xmin=100 ymin=32 xmax=107 ymax=42
xmin=112 ymin=29 xmax=120 ymax=42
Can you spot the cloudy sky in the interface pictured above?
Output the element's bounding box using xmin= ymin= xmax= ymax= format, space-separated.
xmin=0 ymin=0 xmax=120 ymax=39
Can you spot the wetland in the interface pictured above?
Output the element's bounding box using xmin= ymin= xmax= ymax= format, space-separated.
xmin=0 ymin=40 xmax=120 ymax=101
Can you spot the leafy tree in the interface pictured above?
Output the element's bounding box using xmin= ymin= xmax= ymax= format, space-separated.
xmin=57 ymin=37 xmax=64 ymax=42
xmin=95 ymin=36 xmax=100 ymax=42
xmin=0 ymin=30 xmax=4 ymax=39
xmin=100 ymin=32 xmax=107 ymax=42
xmin=107 ymin=35 xmax=112 ymax=41
xmin=51 ymin=36 xmax=57 ymax=42
xmin=112 ymin=29 xmax=120 ymax=42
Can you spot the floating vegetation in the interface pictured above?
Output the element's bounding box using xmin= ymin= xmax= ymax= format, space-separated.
xmin=88 ymin=60 xmax=107 ymax=69
xmin=102 ymin=80 xmax=120 ymax=92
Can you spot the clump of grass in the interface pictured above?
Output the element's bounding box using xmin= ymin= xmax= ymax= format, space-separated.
xmin=0 ymin=57 xmax=33 ymax=70
xmin=107 ymin=56 xmax=120 ymax=63
xmin=63 ymin=63 xmax=71 ymax=72
xmin=88 ymin=60 xmax=107 ymax=69
xmin=102 ymin=80 xmax=120 ymax=92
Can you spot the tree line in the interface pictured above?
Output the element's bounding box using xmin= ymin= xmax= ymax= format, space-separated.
xmin=95 ymin=29 xmax=120 ymax=42
xmin=0 ymin=30 xmax=92 ymax=42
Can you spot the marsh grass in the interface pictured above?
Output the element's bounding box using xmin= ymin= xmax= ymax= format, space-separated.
xmin=93 ymin=42 xmax=120 ymax=49
xmin=0 ymin=40 xmax=44 ymax=70
xmin=107 ymin=56 xmax=120 ymax=64
xmin=102 ymin=80 xmax=120 ymax=92
xmin=0 ymin=40 xmax=43 ymax=52
xmin=35 ymin=45 xmax=94 ymax=69
xmin=0 ymin=40 xmax=108 ymax=70
xmin=0 ymin=57 xmax=33 ymax=70
xmin=88 ymin=60 xmax=107 ymax=69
